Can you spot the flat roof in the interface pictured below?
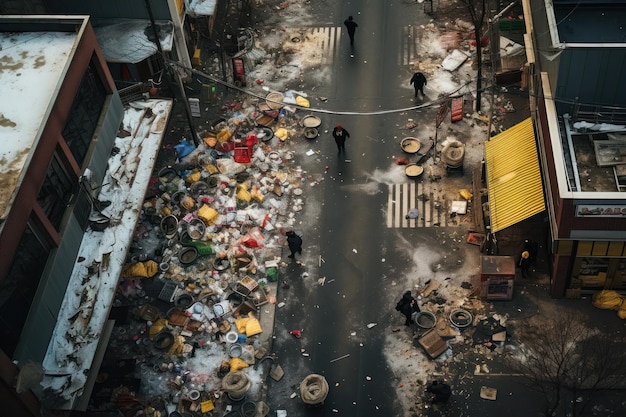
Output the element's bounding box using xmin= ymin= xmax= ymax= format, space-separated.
xmin=563 ymin=120 xmax=626 ymax=193
xmin=0 ymin=17 xmax=84 ymax=224
xmin=554 ymin=4 xmax=626 ymax=43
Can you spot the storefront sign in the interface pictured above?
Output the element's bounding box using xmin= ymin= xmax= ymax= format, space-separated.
xmin=576 ymin=205 xmax=626 ymax=217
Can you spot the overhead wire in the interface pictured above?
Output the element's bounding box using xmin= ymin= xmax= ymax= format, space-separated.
xmin=166 ymin=26 xmax=626 ymax=118
xmin=168 ymin=58 xmax=480 ymax=116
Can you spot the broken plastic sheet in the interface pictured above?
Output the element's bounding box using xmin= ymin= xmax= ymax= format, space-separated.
xmin=441 ymin=49 xmax=470 ymax=71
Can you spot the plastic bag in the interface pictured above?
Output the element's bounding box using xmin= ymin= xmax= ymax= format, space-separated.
xmin=121 ymin=260 xmax=159 ymax=278
xmin=241 ymin=227 xmax=265 ymax=248
xmin=274 ymin=128 xmax=289 ymax=141
xmin=236 ymin=183 xmax=252 ymax=202
xmin=296 ymin=96 xmax=310 ymax=108
xmin=593 ymin=290 xmax=623 ymax=310
xmin=229 ymin=357 xmax=249 ymax=371
xmin=198 ymin=205 xmax=219 ymax=225
xmin=174 ymin=139 xmax=195 ymax=159
xmin=459 ymin=189 xmax=473 ymax=200
xmin=245 ymin=316 xmax=262 ymax=336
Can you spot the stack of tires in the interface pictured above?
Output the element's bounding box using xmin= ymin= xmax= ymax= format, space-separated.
xmin=441 ymin=140 xmax=465 ymax=169
xmin=300 ymin=374 xmax=329 ymax=406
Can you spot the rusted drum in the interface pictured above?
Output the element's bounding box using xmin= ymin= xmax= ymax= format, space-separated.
xmin=401 ymin=137 xmax=421 ymax=154
xmin=405 ymin=164 xmax=424 ymax=178
xmin=302 ymin=115 xmax=322 ymax=128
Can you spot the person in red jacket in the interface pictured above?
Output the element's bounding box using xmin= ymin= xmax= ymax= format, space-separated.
xmin=332 ymin=124 xmax=350 ymax=154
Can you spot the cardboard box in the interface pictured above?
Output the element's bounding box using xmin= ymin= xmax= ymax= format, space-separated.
xmin=418 ymin=329 xmax=448 ymax=359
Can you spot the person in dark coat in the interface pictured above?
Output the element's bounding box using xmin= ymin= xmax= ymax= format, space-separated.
xmin=426 ymin=381 xmax=451 ymax=404
xmin=518 ymin=250 xmax=532 ymax=277
xmin=332 ymin=124 xmax=350 ymax=154
xmin=286 ymin=230 xmax=303 ymax=259
xmin=395 ymin=290 xmax=420 ymax=326
xmin=523 ymin=239 xmax=539 ymax=264
xmin=344 ymin=16 xmax=358 ymax=46
xmin=410 ymin=72 xmax=427 ymax=98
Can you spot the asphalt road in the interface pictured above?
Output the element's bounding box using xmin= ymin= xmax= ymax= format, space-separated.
xmin=266 ymin=1 xmax=434 ymax=416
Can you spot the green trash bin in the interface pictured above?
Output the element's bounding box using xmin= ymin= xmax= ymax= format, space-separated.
xmin=266 ymin=266 xmax=278 ymax=282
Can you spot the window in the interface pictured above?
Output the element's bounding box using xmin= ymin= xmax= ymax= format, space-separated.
xmin=37 ymin=148 xmax=76 ymax=230
xmin=0 ymin=219 xmax=51 ymax=358
xmin=62 ymin=57 xmax=107 ymax=167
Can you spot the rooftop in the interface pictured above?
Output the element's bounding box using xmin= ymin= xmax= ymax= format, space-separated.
xmin=554 ymin=3 xmax=626 ymax=43
xmin=540 ymin=1 xmax=626 ymax=196
xmin=561 ymin=118 xmax=626 ymax=193
xmin=0 ymin=25 xmax=79 ymax=224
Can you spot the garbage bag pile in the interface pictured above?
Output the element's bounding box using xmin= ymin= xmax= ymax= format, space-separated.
xmin=110 ymin=103 xmax=310 ymax=415
xmin=592 ymin=290 xmax=626 ymax=319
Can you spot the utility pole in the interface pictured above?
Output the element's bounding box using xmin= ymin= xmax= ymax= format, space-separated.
xmin=144 ymin=0 xmax=199 ymax=146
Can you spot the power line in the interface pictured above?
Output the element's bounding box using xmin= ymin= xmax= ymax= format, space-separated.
xmin=165 ymin=56 xmax=626 ymax=118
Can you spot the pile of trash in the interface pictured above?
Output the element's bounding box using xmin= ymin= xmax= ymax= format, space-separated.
xmin=103 ymin=98 xmax=311 ymax=416
xmin=593 ymin=290 xmax=626 ymax=319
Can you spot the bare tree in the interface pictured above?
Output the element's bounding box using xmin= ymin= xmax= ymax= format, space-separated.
xmin=508 ymin=310 xmax=626 ymax=416
xmin=458 ymin=0 xmax=489 ymax=112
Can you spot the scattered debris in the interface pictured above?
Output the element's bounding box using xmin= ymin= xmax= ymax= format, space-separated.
xmin=480 ymin=386 xmax=497 ymax=401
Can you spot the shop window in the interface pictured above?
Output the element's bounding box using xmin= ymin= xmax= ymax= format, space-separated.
xmin=0 ymin=219 xmax=51 ymax=358
xmin=578 ymin=257 xmax=609 ymax=288
xmin=37 ymin=148 xmax=77 ymax=231
xmin=607 ymin=241 xmax=625 ymax=257
xmin=62 ymin=57 xmax=107 ymax=167
xmin=577 ymin=241 xmax=593 ymax=256
xmin=592 ymin=241 xmax=609 ymax=256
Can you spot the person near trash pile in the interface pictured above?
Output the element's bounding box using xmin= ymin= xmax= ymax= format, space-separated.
xmin=410 ymin=72 xmax=427 ymax=98
xmin=286 ymin=230 xmax=303 ymax=259
xmin=523 ymin=239 xmax=539 ymax=264
xmin=344 ymin=16 xmax=358 ymax=46
xmin=425 ymin=380 xmax=451 ymax=404
xmin=332 ymin=124 xmax=350 ymax=154
xmin=518 ymin=250 xmax=532 ymax=277
xmin=395 ymin=290 xmax=420 ymax=326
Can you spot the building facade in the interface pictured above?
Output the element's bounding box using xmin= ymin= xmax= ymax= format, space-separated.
xmin=522 ymin=0 xmax=626 ymax=297
xmin=0 ymin=16 xmax=124 ymax=416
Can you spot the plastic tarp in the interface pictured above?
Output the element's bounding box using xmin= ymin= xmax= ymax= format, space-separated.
xmin=121 ymin=260 xmax=159 ymax=278
xmin=592 ymin=290 xmax=626 ymax=319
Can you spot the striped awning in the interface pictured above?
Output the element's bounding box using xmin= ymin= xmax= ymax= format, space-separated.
xmin=484 ymin=117 xmax=545 ymax=233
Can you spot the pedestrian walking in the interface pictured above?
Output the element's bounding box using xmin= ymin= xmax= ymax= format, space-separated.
xmin=395 ymin=290 xmax=420 ymax=326
xmin=332 ymin=124 xmax=350 ymax=154
xmin=523 ymin=239 xmax=539 ymax=264
xmin=344 ymin=16 xmax=358 ymax=46
xmin=425 ymin=381 xmax=451 ymax=404
xmin=410 ymin=72 xmax=427 ymax=98
xmin=518 ymin=250 xmax=532 ymax=277
xmin=286 ymin=230 xmax=303 ymax=259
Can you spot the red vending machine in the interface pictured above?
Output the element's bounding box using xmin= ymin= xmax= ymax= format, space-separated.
xmin=232 ymin=58 xmax=246 ymax=87
xmin=480 ymin=255 xmax=516 ymax=300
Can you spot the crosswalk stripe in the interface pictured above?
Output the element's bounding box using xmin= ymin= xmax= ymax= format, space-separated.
xmin=387 ymin=183 xmax=461 ymax=228
xmin=301 ymin=26 xmax=341 ymax=65
xmin=261 ymin=27 xmax=341 ymax=66
xmin=399 ymin=25 xmax=419 ymax=66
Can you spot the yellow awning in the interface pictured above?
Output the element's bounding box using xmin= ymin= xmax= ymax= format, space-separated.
xmin=484 ymin=117 xmax=545 ymax=233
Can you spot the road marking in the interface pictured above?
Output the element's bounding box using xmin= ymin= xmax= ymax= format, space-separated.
xmin=387 ymin=183 xmax=460 ymax=228
xmin=399 ymin=25 xmax=419 ymax=66
xmin=290 ymin=27 xmax=342 ymax=65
